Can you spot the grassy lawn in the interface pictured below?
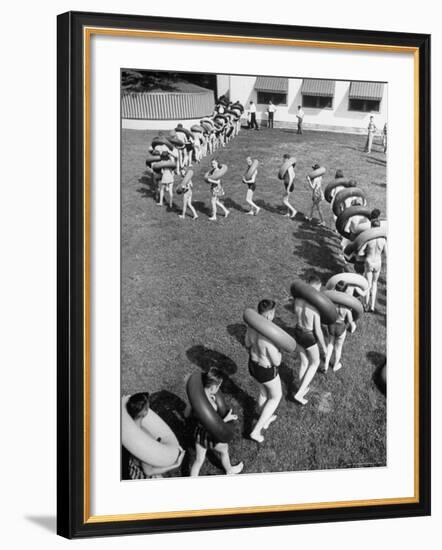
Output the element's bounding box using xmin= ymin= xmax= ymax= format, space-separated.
xmin=121 ymin=126 xmax=387 ymax=476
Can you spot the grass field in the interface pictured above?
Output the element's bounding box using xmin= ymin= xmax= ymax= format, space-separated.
xmin=121 ymin=126 xmax=387 ymax=477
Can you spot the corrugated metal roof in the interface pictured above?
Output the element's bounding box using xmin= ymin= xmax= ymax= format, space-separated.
xmin=349 ymin=81 xmax=384 ymax=100
xmin=255 ymin=76 xmax=288 ymax=93
xmin=121 ymin=90 xmax=215 ymax=120
xmin=301 ymin=79 xmax=336 ymax=97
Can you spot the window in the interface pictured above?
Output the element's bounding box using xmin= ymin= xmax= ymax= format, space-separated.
xmin=257 ymin=91 xmax=287 ymax=105
xmin=348 ymin=98 xmax=381 ymax=112
xmin=302 ymin=95 xmax=333 ymax=109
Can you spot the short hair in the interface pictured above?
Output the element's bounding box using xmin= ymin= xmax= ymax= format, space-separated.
xmin=307 ymin=274 xmax=322 ymax=286
xmin=160 ymin=151 xmax=169 ymax=160
xmin=351 ymin=198 xmax=361 ymax=206
xmin=283 ymin=153 xmax=291 ymax=160
xmin=335 ymin=169 xmax=344 ymax=179
xmin=370 ymin=208 xmax=381 ymax=220
xmin=257 ymin=299 xmax=276 ymax=315
xmin=212 ymin=158 xmax=219 ymax=165
xmin=335 ymin=280 xmax=347 ymax=292
xmin=202 ymin=367 xmax=223 ymax=389
xmin=348 ymin=179 xmax=357 ymax=186
xmin=298 ymin=105 xmax=301 ymax=108
xmin=126 ymin=392 xmax=150 ymax=420
xmin=177 ymin=123 xmax=183 ymax=128
xmin=371 ymin=219 xmax=381 ymax=228
xmin=312 ymin=163 xmax=320 ymax=170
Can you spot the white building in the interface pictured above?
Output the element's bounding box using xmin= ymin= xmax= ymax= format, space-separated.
xmin=217 ymin=75 xmax=387 ymax=134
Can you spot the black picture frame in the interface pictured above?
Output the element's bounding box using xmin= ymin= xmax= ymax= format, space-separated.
xmin=57 ymin=10 xmax=431 ymax=539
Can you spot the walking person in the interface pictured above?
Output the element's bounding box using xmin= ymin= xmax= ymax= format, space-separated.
xmin=248 ymin=101 xmax=259 ymax=130
xmin=242 ymin=157 xmax=260 ymax=216
xmin=365 ymin=115 xmax=377 ymax=153
xmin=205 ymin=159 xmax=230 ymax=221
xmin=267 ymin=100 xmax=276 ymax=128
xmin=382 ymin=122 xmax=388 ymax=153
xmin=245 ymin=299 xmax=282 ymax=443
xmin=296 ymin=105 xmax=305 ymax=134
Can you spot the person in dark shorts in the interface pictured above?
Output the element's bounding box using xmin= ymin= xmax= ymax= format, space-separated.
xmin=245 ymin=299 xmax=282 ymax=443
xmin=281 ymin=153 xmax=297 ymax=218
xmin=186 ymin=368 xmax=243 ymax=477
xmin=243 ymin=156 xmax=260 ymax=215
xmin=292 ymin=274 xmax=327 ymax=405
xmin=323 ymin=281 xmax=356 ymax=372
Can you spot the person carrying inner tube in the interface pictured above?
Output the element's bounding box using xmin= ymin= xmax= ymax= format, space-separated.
xmin=306 ymin=163 xmax=326 ymax=226
xmin=281 ymin=154 xmax=297 ymax=219
xmin=245 ymin=299 xmax=282 ymax=443
xmin=207 ymin=159 xmax=230 ymax=221
xmin=323 ymin=281 xmax=357 ymax=373
xmin=359 ymin=219 xmax=387 ymax=312
xmin=292 ymin=274 xmax=327 ymax=405
xmin=243 ymin=157 xmax=260 ymax=216
xmin=186 ymin=367 xmax=244 ymax=477
xmin=157 ymin=152 xmax=175 ymax=208
xmin=124 ymin=393 xmax=185 ymax=479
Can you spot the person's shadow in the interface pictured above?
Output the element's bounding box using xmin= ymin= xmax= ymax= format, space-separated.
xmin=367 ymin=351 xmax=386 ymax=396
xmin=186 ymin=345 xmax=256 ymax=437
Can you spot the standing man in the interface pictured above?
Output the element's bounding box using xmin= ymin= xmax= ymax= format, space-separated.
xmin=267 ymin=100 xmax=276 ymax=128
xmin=365 ymin=115 xmax=377 ymax=153
xmin=296 ymin=105 xmax=305 ymax=135
xmin=248 ymin=100 xmax=259 ymax=131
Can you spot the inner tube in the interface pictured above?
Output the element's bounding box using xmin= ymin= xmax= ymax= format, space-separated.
xmin=308 ymin=166 xmax=326 ymax=179
xmin=325 ymin=273 xmax=369 ymax=293
xmin=200 ymin=122 xmax=214 ymax=134
xmin=152 ymin=137 xmax=173 ymax=151
xmin=278 ymin=157 xmax=296 ymax=180
xmin=290 ymin=280 xmax=337 ymax=324
xmin=324 ymin=179 xmax=355 ymax=203
xmin=121 ymin=400 xmax=180 ymax=468
xmin=181 ymin=169 xmax=194 ymax=187
xmin=323 ymin=290 xmax=364 ymax=321
xmin=200 ymin=117 xmax=214 ymax=127
xmin=175 ymin=126 xmax=193 ymax=140
xmin=204 ymin=164 xmax=228 ymax=181
xmin=191 ymin=124 xmax=204 ymax=133
xmin=232 ymin=102 xmax=244 ymax=112
xmin=152 ymin=159 xmax=177 ymax=171
xmin=168 ymin=133 xmax=185 ymax=148
xmin=186 ymin=372 xmax=234 ymax=443
xmin=231 ymin=108 xmax=242 ymax=118
xmin=336 ymin=206 xmax=371 ymax=238
xmin=215 ymin=114 xmax=228 ymax=122
xmin=244 ymin=159 xmax=259 ymax=180
xmin=332 ymin=188 xmax=366 ymax=217
xmin=145 ymin=152 xmax=161 ymax=166
xmin=344 ymin=226 xmax=387 ymax=257
xmin=243 ymin=308 xmax=296 ymax=353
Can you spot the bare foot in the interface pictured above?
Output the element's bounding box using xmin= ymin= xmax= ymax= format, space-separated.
xmin=179 ymin=214 xmax=185 ymax=219
xmin=193 ymin=215 xmax=198 ymax=220
xmin=209 ymin=216 xmax=216 ymax=221
xmin=227 ymin=462 xmax=244 ymax=475
xmin=290 ymin=211 xmax=297 ymax=219
xmin=255 ymin=207 xmax=260 ymax=215
xmin=263 ymin=415 xmax=277 ymax=430
xmin=246 ymin=210 xmax=254 ymax=215
xmin=157 ymin=202 xmax=162 ymax=206
xmin=293 ymin=392 xmax=308 ymax=405
xmin=250 ymin=431 xmax=264 ymax=443
xmin=333 ymin=362 xmax=343 ymax=372
xmin=224 ymin=210 xmax=230 ymax=218
xmin=284 ymin=212 xmax=291 ymax=217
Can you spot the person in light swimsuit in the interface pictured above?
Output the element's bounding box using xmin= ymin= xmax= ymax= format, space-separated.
xmin=359 ymin=219 xmax=387 ymax=312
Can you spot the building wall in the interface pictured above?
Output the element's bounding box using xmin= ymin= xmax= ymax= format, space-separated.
xmin=217 ymin=75 xmax=387 ymax=134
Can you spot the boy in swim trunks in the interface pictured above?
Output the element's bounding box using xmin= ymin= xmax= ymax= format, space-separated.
xmin=245 ymin=299 xmax=282 ymax=443
xmin=281 ymin=154 xmax=297 ymax=219
xmin=243 ymin=156 xmax=260 ymax=216
xmin=323 ymin=281 xmax=356 ymax=373
xmin=187 ymin=368 xmax=243 ymax=477
xmin=306 ymin=163 xmax=325 ymax=226
xmin=292 ymin=275 xmax=327 ymax=405
xmin=359 ymin=219 xmax=387 ymax=312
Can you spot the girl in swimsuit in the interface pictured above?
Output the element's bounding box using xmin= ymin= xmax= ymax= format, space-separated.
xmin=323 ymin=281 xmax=356 ymax=372
xmin=245 ymin=299 xmax=282 ymax=443
xmin=206 ymin=159 xmax=230 ymax=221
xmin=187 ymin=368 xmax=243 ymax=477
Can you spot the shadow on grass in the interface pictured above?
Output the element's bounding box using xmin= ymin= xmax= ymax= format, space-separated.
xmin=227 ymin=323 xmax=247 ymax=347
xmin=292 ymin=226 xmax=345 ymax=278
xmin=186 ymin=344 xmax=257 ymax=436
xmin=224 ymin=197 xmax=247 ymax=213
xmin=371 ymin=180 xmax=387 ymax=187
xmin=367 ymin=353 xmax=386 ymax=396
xmin=366 ymin=157 xmax=387 ymax=167
xmin=191 ymin=200 xmax=212 ymax=217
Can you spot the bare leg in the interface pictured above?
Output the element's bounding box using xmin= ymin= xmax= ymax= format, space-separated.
xmin=283 ymin=196 xmax=297 ymax=218
xmin=168 ymin=185 xmax=174 ymax=208
xmin=214 ymin=443 xmax=244 ymax=474
xmin=190 ymin=443 xmax=207 ymax=477
xmin=188 ymin=198 xmax=198 ymax=219
xmin=333 ymin=333 xmax=346 ymax=371
xmin=250 ymin=376 xmax=282 ymax=442
xmin=324 ymin=336 xmax=335 ymax=372
xmin=364 ymin=269 xmax=374 ymax=309
xmin=294 ymin=345 xmax=320 ymax=405
xmin=217 ymin=199 xmax=229 ymax=217
xmin=371 ymin=269 xmax=381 ymax=311
xmin=209 ymin=197 xmax=217 ymax=220
xmin=157 ymin=185 xmax=164 ymax=206
xmin=298 ymin=346 xmax=309 ymax=380
xmin=179 ymin=194 xmax=188 ymax=218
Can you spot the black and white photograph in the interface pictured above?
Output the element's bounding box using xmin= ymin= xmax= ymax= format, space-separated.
xmin=121 ymin=69 xmax=388 ymax=480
